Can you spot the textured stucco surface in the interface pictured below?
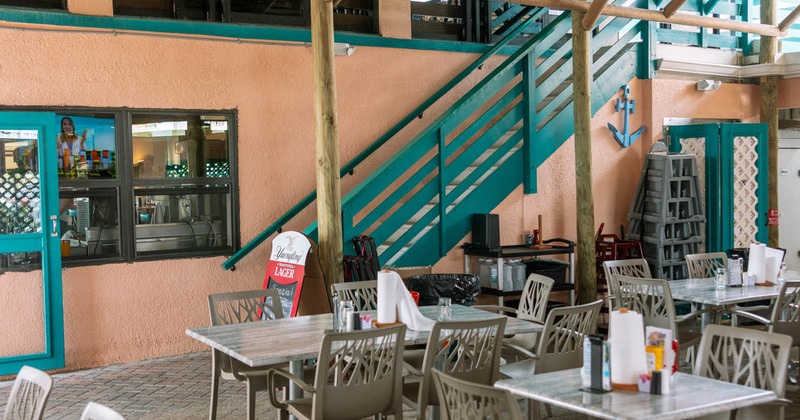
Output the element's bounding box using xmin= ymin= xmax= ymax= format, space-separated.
xmin=433 ymin=79 xmax=763 ymax=287
xmin=0 ymin=20 xmax=771 ymax=370
xmin=0 ymin=271 xmax=45 ymax=356
xmin=0 ymin=23 xmax=496 ymax=370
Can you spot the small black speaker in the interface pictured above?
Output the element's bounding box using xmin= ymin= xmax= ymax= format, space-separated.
xmin=472 ymin=214 xmax=500 ymax=249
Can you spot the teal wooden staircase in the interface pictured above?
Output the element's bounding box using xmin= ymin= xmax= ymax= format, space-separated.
xmin=223 ymin=2 xmax=643 ymax=271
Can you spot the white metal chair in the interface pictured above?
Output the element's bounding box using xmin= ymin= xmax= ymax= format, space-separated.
xmin=475 ymin=274 xmax=553 ymax=360
xmin=403 ymin=317 xmax=507 ymax=420
xmin=613 ymin=275 xmax=712 ymax=365
xmin=79 ymin=402 xmax=125 ymax=420
xmin=267 ymin=324 xmax=407 ymax=420
xmin=686 ymin=252 xmax=728 ymax=279
xmin=694 ymin=324 xmax=793 ymax=420
xmin=2 ymin=365 xmax=53 ymax=420
xmin=330 ymin=280 xmax=378 ymax=311
xmin=602 ymin=259 xmax=652 ymax=310
xmin=207 ymin=289 xmax=285 ymax=420
xmin=431 ymin=369 xmax=522 ymax=420
xmin=500 ymin=300 xmax=602 ymax=419
xmin=726 ymin=280 xmax=800 ymax=384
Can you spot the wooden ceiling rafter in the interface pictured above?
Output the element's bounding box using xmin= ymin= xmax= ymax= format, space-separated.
xmin=581 ymin=0 xmax=609 ymax=30
xmin=510 ymin=0 xmax=784 ymax=37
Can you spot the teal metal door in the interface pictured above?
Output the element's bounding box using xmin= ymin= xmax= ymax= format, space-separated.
xmin=0 ymin=112 xmax=64 ymax=375
xmin=667 ymin=123 xmax=768 ymax=252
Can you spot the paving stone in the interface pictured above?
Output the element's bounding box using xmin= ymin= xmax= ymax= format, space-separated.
xmin=0 ymin=351 xmax=796 ymax=419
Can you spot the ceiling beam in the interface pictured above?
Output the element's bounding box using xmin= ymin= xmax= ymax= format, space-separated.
xmin=582 ymin=0 xmax=609 ymax=30
xmin=662 ymin=0 xmax=687 ymax=18
xmin=778 ymin=4 xmax=800 ymax=33
xmin=510 ymin=0 xmax=783 ymax=37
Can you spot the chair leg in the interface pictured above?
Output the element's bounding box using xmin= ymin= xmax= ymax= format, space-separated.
xmin=209 ymin=371 xmax=220 ymax=420
xmin=246 ymin=379 xmax=257 ymax=420
xmin=279 ymin=409 xmax=290 ymax=420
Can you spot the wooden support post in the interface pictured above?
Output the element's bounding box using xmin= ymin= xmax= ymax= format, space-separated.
xmin=760 ymin=0 xmax=779 ymax=248
xmin=779 ymin=4 xmax=800 ymax=33
xmin=582 ymin=0 xmax=609 ymax=30
xmin=662 ymin=0 xmax=687 ymax=18
xmin=311 ymin=0 xmax=344 ymax=297
xmin=572 ymin=11 xmax=597 ymax=305
xmin=511 ymin=0 xmax=781 ymax=37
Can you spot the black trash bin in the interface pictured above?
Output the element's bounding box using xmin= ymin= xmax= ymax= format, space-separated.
xmin=407 ymin=274 xmax=481 ymax=306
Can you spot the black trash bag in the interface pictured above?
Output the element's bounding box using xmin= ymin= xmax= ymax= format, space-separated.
xmin=407 ymin=274 xmax=481 ymax=306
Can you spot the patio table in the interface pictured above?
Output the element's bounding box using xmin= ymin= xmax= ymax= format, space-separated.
xmin=186 ymin=304 xmax=542 ymax=411
xmin=495 ymin=368 xmax=776 ymax=420
xmin=668 ymin=277 xmax=786 ymax=329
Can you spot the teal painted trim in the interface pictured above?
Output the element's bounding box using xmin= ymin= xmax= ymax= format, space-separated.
xmin=0 ymin=7 xmax=522 ymax=56
xmin=719 ymin=124 xmax=735 ymax=250
xmin=443 ymin=82 xmax=524 ymax=157
xmin=352 ymin=158 xmax=438 ymax=236
xmin=725 ymin=123 xmax=769 ymax=244
xmin=638 ymin=0 xmax=657 ymax=79
xmin=441 ymin=63 xmax=523 ymax=134
xmin=0 ymin=235 xmax=43 ymax=253
xmin=437 ymin=128 xmax=446 ymax=257
xmin=740 ymin=0 xmax=751 ymax=55
xmin=343 ymin=29 xmax=542 ymax=205
xmin=704 ymin=0 xmax=723 ymax=15
xmin=220 ymin=13 xmax=538 ymax=270
xmin=667 ymin=123 xmax=722 ymax=251
xmin=523 ymin=53 xmax=536 ymax=194
xmin=655 ymin=29 xmax=739 ymax=49
xmin=395 ymin=148 xmax=523 ymax=266
xmin=349 ymin=132 xmax=438 ymax=211
xmin=445 ymin=105 xmax=524 ymax=187
xmin=0 ymin=112 xmax=63 ymax=376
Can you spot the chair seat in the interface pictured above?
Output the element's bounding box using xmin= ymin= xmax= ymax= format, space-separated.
xmin=402 ymin=348 xmax=425 ymax=372
xmin=402 ymin=381 xmax=421 ymax=405
xmin=499 ymin=358 xmax=537 ymax=380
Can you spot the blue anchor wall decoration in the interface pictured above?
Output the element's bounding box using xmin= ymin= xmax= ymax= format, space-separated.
xmin=607 ymin=85 xmax=646 ymax=148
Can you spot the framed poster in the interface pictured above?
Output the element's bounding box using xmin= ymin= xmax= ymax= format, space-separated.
xmin=262 ymin=231 xmax=312 ymax=317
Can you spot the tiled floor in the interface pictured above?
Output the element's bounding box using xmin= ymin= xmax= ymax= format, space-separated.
xmin=0 ymin=351 xmax=797 ymax=419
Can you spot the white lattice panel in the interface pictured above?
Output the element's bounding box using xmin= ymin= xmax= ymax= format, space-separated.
xmin=733 ymin=136 xmax=759 ymax=247
xmin=680 ymin=138 xmax=707 ymax=252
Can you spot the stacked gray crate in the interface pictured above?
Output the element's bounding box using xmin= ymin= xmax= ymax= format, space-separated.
xmin=627 ymin=153 xmax=705 ymax=280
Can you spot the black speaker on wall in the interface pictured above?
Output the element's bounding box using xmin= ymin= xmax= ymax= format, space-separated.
xmin=472 ymin=213 xmax=500 ymax=249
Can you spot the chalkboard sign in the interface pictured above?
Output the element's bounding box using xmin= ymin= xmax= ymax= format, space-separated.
xmin=262 ymin=232 xmax=311 ymax=317
xmin=266 ymin=278 xmax=298 ymax=319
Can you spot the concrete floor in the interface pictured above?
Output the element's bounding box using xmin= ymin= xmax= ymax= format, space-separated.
xmin=0 ymin=351 xmax=797 ymax=419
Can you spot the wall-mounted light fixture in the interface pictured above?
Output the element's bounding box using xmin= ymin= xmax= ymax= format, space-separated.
xmin=697 ymin=80 xmax=722 ymax=91
xmin=334 ymin=42 xmax=356 ymax=56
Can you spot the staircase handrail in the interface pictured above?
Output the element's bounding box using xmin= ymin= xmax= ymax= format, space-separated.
xmin=221 ymin=9 xmax=546 ymax=270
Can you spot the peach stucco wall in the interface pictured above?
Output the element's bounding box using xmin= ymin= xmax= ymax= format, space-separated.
xmin=0 ymin=22 xmax=500 ymax=370
xmin=432 ymin=79 xmax=762 ymax=282
xmin=0 ymin=18 xmax=769 ymax=370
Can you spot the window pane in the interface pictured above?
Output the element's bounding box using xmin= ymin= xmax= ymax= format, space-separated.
xmin=59 ymin=190 xmax=120 ymax=260
xmin=133 ymin=188 xmax=231 ymax=255
xmin=0 ymin=130 xmax=41 ymax=234
xmin=56 ymin=113 xmax=117 ymax=180
xmin=132 ymin=114 xmax=230 ymax=180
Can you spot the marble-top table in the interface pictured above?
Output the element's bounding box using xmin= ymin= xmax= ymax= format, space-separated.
xmin=668 ymin=278 xmax=782 ymax=307
xmin=186 ymin=304 xmax=542 ymax=367
xmin=495 ymin=368 xmax=776 ymax=420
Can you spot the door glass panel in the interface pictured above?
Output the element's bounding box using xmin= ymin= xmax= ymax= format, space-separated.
xmin=0 ymin=251 xmax=45 ymax=357
xmin=0 ymin=131 xmax=40 ymax=233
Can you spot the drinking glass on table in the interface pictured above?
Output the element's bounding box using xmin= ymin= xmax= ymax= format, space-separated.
xmin=715 ymin=267 xmax=727 ymax=290
xmin=438 ymin=297 xmax=452 ymax=321
xmin=777 ymin=262 xmax=787 ymax=284
xmin=339 ymin=300 xmax=354 ymax=331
